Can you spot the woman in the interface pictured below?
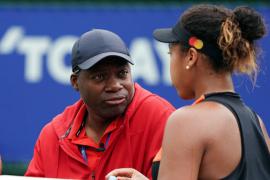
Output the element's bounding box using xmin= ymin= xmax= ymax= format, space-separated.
xmin=0 ymin=155 xmax=2 ymax=175
xmin=106 ymin=4 xmax=270 ymax=180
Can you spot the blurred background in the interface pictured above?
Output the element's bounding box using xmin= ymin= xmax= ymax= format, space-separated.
xmin=0 ymin=0 xmax=269 ymax=175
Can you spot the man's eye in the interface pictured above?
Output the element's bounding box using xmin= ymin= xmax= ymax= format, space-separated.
xmin=92 ymin=74 xmax=104 ymax=80
xmin=119 ymin=70 xmax=128 ymax=77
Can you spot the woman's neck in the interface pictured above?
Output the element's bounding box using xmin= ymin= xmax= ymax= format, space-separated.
xmin=194 ymin=72 xmax=234 ymax=100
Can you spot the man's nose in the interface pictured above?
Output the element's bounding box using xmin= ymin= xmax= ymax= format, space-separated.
xmin=105 ymin=77 xmax=123 ymax=92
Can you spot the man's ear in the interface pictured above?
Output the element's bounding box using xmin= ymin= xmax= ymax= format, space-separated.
xmin=70 ymin=74 xmax=79 ymax=91
xmin=185 ymin=47 xmax=198 ymax=69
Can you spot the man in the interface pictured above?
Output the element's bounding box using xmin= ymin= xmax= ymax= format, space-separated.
xmin=25 ymin=29 xmax=175 ymax=179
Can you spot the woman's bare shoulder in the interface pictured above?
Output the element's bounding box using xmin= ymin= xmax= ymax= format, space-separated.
xmin=166 ymin=101 xmax=236 ymax=141
xmin=169 ymin=101 xmax=228 ymax=124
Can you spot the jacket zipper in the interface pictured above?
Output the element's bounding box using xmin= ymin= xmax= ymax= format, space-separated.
xmin=91 ymin=171 xmax=95 ymax=180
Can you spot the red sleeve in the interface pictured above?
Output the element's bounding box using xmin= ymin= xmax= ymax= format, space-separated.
xmin=147 ymin=105 xmax=173 ymax=179
xmin=136 ymin=95 xmax=175 ymax=179
xmin=25 ymin=121 xmax=58 ymax=177
xmin=24 ymin=138 xmax=45 ymax=177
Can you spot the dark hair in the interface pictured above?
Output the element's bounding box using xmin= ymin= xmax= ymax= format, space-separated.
xmin=180 ymin=4 xmax=266 ymax=78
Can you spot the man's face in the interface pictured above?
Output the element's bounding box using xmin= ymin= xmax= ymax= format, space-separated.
xmin=71 ymin=57 xmax=134 ymax=120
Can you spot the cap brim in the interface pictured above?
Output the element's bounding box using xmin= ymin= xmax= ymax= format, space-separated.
xmin=78 ymin=52 xmax=134 ymax=70
xmin=153 ymin=28 xmax=179 ymax=43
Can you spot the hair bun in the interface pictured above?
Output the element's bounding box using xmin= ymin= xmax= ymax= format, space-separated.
xmin=233 ymin=6 xmax=266 ymax=41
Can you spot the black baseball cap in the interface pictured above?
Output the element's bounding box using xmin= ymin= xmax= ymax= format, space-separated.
xmin=71 ymin=29 xmax=134 ymax=72
xmin=153 ymin=22 xmax=223 ymax=62
xmin=153 ymin=21 xmax=190 ymax=43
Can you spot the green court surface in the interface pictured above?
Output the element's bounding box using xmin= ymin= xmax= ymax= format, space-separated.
xmin=2 ymin=162 xmax=28 ymax=176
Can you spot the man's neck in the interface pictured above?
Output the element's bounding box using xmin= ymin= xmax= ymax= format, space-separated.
xmin=84 ymin=113 xmax=114 ymax=143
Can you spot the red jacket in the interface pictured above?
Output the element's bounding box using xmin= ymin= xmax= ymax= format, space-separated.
xmin=25 ymin=83 xmax=175 ymax=179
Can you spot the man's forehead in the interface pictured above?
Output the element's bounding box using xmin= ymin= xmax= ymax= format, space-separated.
xmin=89 ymin=57 xmax=129 ymax=71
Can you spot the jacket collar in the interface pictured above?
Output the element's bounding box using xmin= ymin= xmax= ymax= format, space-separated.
xmin=51 ymin=83 xmax=153 ymax=139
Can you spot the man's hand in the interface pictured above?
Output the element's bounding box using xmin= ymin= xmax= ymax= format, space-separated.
xmin=106 ymin=168 xmax=149 ymax=180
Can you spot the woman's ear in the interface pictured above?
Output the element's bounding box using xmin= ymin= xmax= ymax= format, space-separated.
xmin=185 ymin=47 xmax=198 ymax=69
xmin=70 ymin=74 xmax=79 ymax=91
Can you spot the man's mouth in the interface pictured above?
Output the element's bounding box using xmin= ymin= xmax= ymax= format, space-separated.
xmin=104 ymin=97 xmax=126 ymax=105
